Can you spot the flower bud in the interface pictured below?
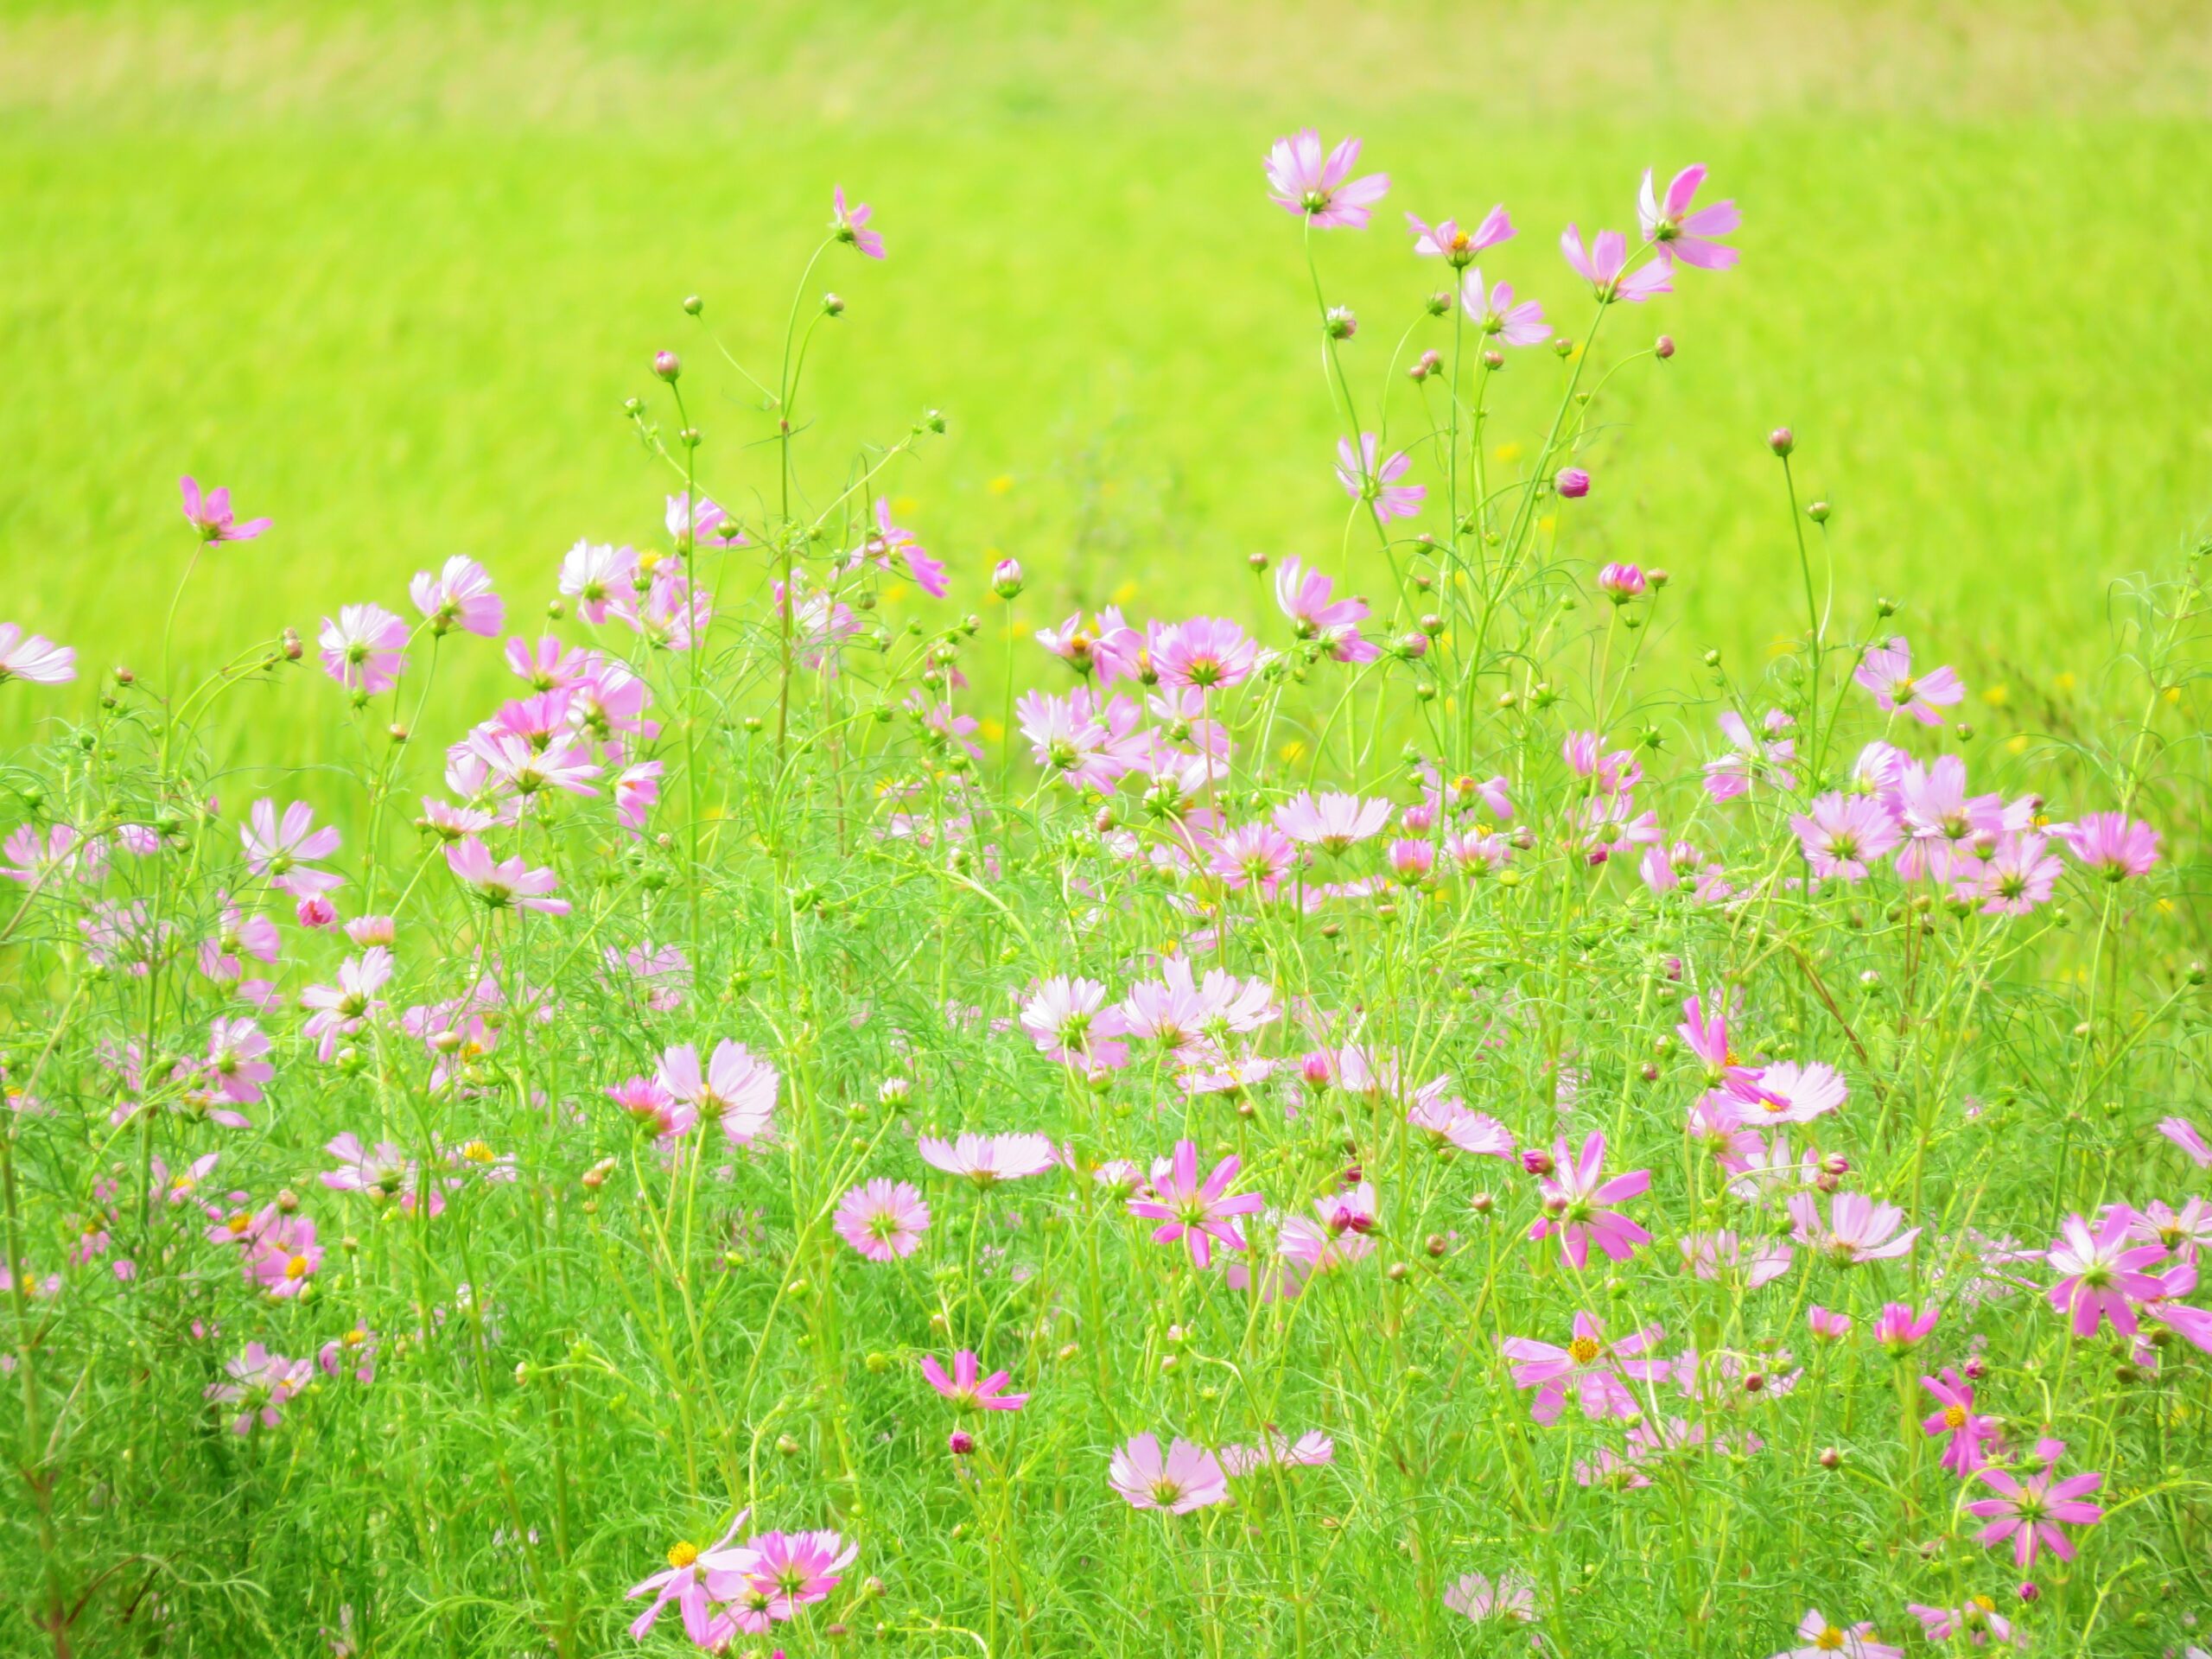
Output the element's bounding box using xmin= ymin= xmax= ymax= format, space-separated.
xmin=1655 ymin=334 xmax=1675 ymax=359
xmin=1767 ymin=427 xmax=1794 ymax=456
xmin=1554 ymin=467 xmax=1591 ymax=499
xmin=1482 ymin=347 xmax=1505 ymax=370
xmin=948 ymin=1429 xmax=975 ymax=1456
xmin=296 ymin=896 xmax=337 ymax=930
xmin=681 ymin=294 xmax=702 ymax=315
xmin=822 ymin=293 xmax=845 ymax=316
xmin=991 ymin=558 xmax=1024 ymax=599
xmin=1520 ymin=1148 xmax=1554 ymax=1178
xmin=1818 ymin=1446 xmax=1842 ymax=1469
xmin=1598 ymin=563 xmax=1646 ymax=604
xmin=1808 ymin=499 xmax=1832 ymax=524
xmin=2017 ymin=1582 xmax=2039 ymax=1604
xmin=652 ymin=351 xmax=682 ymax=381
xmin=1325 ymin=306 xmax=1357 ymax=340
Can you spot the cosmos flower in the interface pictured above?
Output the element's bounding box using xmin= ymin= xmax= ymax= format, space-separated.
xmin=653 ymin=1040 xmax=778 ymax=1147
xmin=409 ymin=555 xmax=504 ymax=638
xmin=1560 ymin=226 xmax=1671 ymax=303
xmin=1502 ymin=1311 xmax=1666 ymax=1422
xmin=1264 ymin=130 xmax=1388 ymax=229
xmin=206 ymin=1344 xmax=311 ymax=1434
xmin=918 ymin=1350 xmax=1028 ymax=1412
xmin=241 ymin=799 xmax=343 ymax=898
xmin=1789 ymin=1191 xmax=1920 ymax=1266
xmin=1528 ymin=1132 xmax=1651 ymax=1268
xmin=0 ymin=622 xmax=75 ymax=685
xmin=627 ymin=1511 xmax=756 ymax=1642
xmin=1920 ymin=1367 xmax=2002 ymax=1476
xmin=831 ymin=186 xmax=883 ymax=257
xmin=2058 ymin=812 xmax=2159 ymax=880
xmin=1128 ymin=1139 xmax=1264 ymax=1268
xmin=1444 ymin=1570 xmax=1538 ymax=1625
xmin=1334 ymin=434 xmax=1425 ymax=520
xmin=1460 ymin=269 xmax=1549 ymax=346
xmin=1853 ymin=637 xmax=1964 ymax=727
xmin=444 ymin=836 xmax=569 ymax=916
xmin=1637 ymin=164 xmax=1739 ymax=269
xmin=1408 ymin=205 xmax=1511 ymax=264
xmin=1109 ymin=1433 xmax=1230 ymax=1513
xmin=179 ymin=475 xmax=271 ymax=543
xmin=918 ymin=1132 xmax=1058 ymax=1187
xmin=2045 ymin=1208 xmax=2166 ymax=1338
xmin=1769 ymin=1610 xmax=1900 ymax=1658
xmin=557 ymin=541 xmax=639 ymax=623
xmin=832 ymin=1179 xmax=931 ymax=1262
xmin=1967 ymin=1437 xmax=2103 ymax=1568
xmin=319 ymin=604 xmax=410 ymax=695
xmin=1789 ymin=792 xmax=1903 ymax=881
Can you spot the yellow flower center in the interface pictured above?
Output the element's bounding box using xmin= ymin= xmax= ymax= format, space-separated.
xmin=1942 ymin=1404 xmax=1968 ymax=1429
xmin=226 ymin=1211 xmax=251 ymax=1235
xmin=284 ymin=1255 xmax=310 ymax=1280
xmin=666 ymin=1540 xmax=698 ymax=1569
xmin=1815 ymin=1630 xmax=1845 ymax=1652
xmin=1568 ymin=1336 xmax=1603 ymax=1364
xmin=462 ymin=1141 xmax=494 ymax=1163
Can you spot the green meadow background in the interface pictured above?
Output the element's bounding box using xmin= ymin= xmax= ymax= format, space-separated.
xmin=3 ymin=0 xmax=2210 ymax=761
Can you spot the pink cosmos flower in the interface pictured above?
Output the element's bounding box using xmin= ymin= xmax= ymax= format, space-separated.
xmin=3 ymin=823 xmax=103 ymax=886
xmin=833 ymin=1179 xmax=930 ymax=1262
xmin=1770 ymin=1610 xmax=1900 ymax=1658
xmin=0 ymin=623 xmax=75 ymax=685
xmin=1109 ymin=1433 xmax=1230 ymax=1513
xmin=1681 ymin=1230 xmax=1794 ymax=1288
xmin=179 ymin=475 xmax=271 ymax=543
xmin=1969 ymin=830 xmax=2064 ymax=915
xmin=1560 ymin=226 xmax=1671 ymax=303
xmin=1637 ymin=164 xmax=1740 ymax=269
xmin=1528 ymin=1132 xmax=1651 ymax=1268
xmin=1704 ymin=709 xmax=1798 ymax=801
xmin=611 ymin=569 xmax=713 ymax=652
xmin=1219 ymin=1430 xmax=1333 ymax=1475
xmin=203 ymin=1016 xmax=273 ymax=1104
xmin=244 ymin=1211 xmax=322 ymax=1300
xmin=918 ymin=1350 xmax=1028 ymax=1411
xmin=654 ymin=1040 xmax=778 ymax=1147
xmin=444 ymin=836 xmax=569 ymax=916
xmin=1273 ymin=557 xmax=1376 ymax=662
xmin=206 ymin=1343 xmax=311 ymax=1434
xmin=152 ymin=1152 xmax=219 ymax=1206
xmin=319 ymin=604 xmax=410 ymax=695
xmin=1921 ymin=1366 xmax=2002 ymax=1476
xmin=320 ymin=1131 xmax=434 ymax=1211
xmin=318 ymin=1324 xmax=378 ymax=1384
xmin=1274 ymin=790 xmax=1391 ymax=853
xmin=300 ymin=949 xmax=393 ymax=1061
xmin=409 ymin=556 xmax=504 ymax=638
xmin=1459 ymin=268 xmax=1549 ymax=346
xmin=2045 ymin=1208 xmax=2166 ymax=1338
xmin=724 ymin=1528 xmax=857 ymax=1627
xmin=1808 ymin=1306 xmax=1853 ymax=1341
xmin=664 ymin=493 xmax=746 ymax=552
xmin=1443 ymin=1570 xmax=1538 ymax=1625
xmin=859 ymin=498 xmax=945 ymax=597
xmin=1870 ymin=1301 xmax=1938 ymax=1356
xmin=1789 ymin=1191 xmax=1920 ymax=1266
xmin=1967 ymin=1437 xmax=2103 ymax=1568
xmin=1789 ymin=791 xmax=1902 ymax=881
xmin=1034 ymin=607 xmax=1143 ymax=682
xmin=918 ymin=1132 xmax=1057 ymax=1187
xmin=1207 ymin=821 xmax=1298 ymax=896
xmin=1264 ymin=130 xmax=1388 ymax=229
xmin=241 ymin=799 xmax=343 ymax=899
xmin=1408 ymin=205 xmax=1511 ymax=264
xmin=1152 ymin=616 xmax=1261 ymax=690
xmin=2058 ymin=811 xmax=2159 ymax=880
xmin=1406 ymin=1092 xmax=1515 ymax=1158
xmin=1128 ymin=1138 xmax=1263 ymax=1268
xmin=1907 ymin=1599 xmax=2017 ymax=1648
xmin=557 ymin=541 xmax=639 ymax=623
xmin=1335 ymin=434 xmax=1425 ymax=520
xmin=2159 ymin=1114 xmax=2212 ymax=1168
xmin=1726 ymin=1059 xmax=1847 ymax=1126
xmin=1020 ymin=975 xmax=1130 ymax=1066
xmin=627 ymin=1510 xmax=756 ymax=1643
xmin=1853 ymin=637 xmax=1964 ymax=727
xmin=831 ymin=186 xmax=883 ymax=257
xmin=1502 ymin=1311 xmax=1666 ymax=1422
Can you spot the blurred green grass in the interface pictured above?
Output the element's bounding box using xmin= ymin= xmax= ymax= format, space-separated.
xmin=3 ymin=0 xmax=2210 ymax=760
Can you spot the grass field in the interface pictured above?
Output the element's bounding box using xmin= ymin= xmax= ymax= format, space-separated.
xmin=3 ymin=0 xmax=2210 ymax=753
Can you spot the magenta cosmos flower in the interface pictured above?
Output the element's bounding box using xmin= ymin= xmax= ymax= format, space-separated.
xmin=918 ymin=1350 xmax=1028 ymax=1411
xmin=1921 ymin=1366 xmax=2002 ymax=1476
xmin=2160 ymin=1114 xmax=2212 ymax=1169
xmin=1789 ymin=791 xmax=1902 ymax=881
xmin=653 ymin=1039 xmax=778 ymax=1147
xmin=1502 ymin=1311 xmax=1666 ymax=1422
xmin=1109 ymin=1433 xmax=1230 ymax=1513
xmin=1967 ymin=1437 xmax=2103 ymax=1568
xmin=1873 ymin=1301 xmax=1939 ymax=1353
xmin=319 ymin=603 xmax=410 ymax=695
xmin=1789 ymin=1191 xmax=1919 ymax=1266
xmin=710 ymin=1528 xmax=856 ymax=1630
xmin=179 ymin=475 xmax=270 ymax=543
xmin=241 ymin=798 xmax=343 ymax=898
xmin=918 ymin=1131 xmax=1057 ymax=1187
xmin=1264 ymin=130 xmax=1387 ymax=229
xmin=1460 ymin=269 xmax=1549 ymax=346
xmin=1274 ymin=790 xmax=1391 ymax=853
xmin=1907 ymin=1599 xmax=2016 ymax=1648
xmin=300 ymin=949 xmax=392 ymax=1060
xmin=627 ymin=1510 xmax=753 ymax=1643
xmin=1637 ymin=164 xmax=1740 ymax=269
xmin=831 ymin=187 xmax=883 ymax=257
xmin=1528 ymin=1131 xmax=1651 ymax=1268
xmin=833 ymin=1178 xmax=929 ymax=1261
xmin=2045 ymin=1208 xmax=2166 ymax=1338
xmin=1560 ymin=226 xmax=1671 ymax=303
xmin=1220 ymin=1430 xmax=1332 ymax=1475
xmin=444 ymin=836 xmax=569 ymax=916
xmin=1335 ymin=434 xmax=1425 ymax=520
xmin=1853 ymin=636 xmax=1963 ymax=727
xmin=2058 ymin=811 xmax=2159 ymax=880
xmin=1128 ymin=1139 xmax=1263 ymax=1268
xmin=409 ymin=555 xmax=505 ymax=639
xmin=245 ymin=1211 xmax=322 ymax=1299
xmin=1770 ymin=1609 xmax=1900 ymax=1658
xmin=1408 ymin=205 xmax=1511 ymax=265
xmin=0 ymin=622 xmax=75 ymax=686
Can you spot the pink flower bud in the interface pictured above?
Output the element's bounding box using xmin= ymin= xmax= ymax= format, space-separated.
xmin=991 ymin=559 xmax=1024 ymax=600
xmin=1520 ymin=1148 xmax=1555 ymax=1178
xmin=1598 ymin=563 xmax=1647 ymax=603
xmin=948 ymin=1430 xmax=975 ymax=1456
xmin=1554 ymin=467 xmax=1591 ymax=499
xmin=1767 ymin=427 xmax=1795 ymax=456
xmin=652 ymin=351 xmax=682 ymax=381
xmin=296 ymin=896 xmax=337 ymax=930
